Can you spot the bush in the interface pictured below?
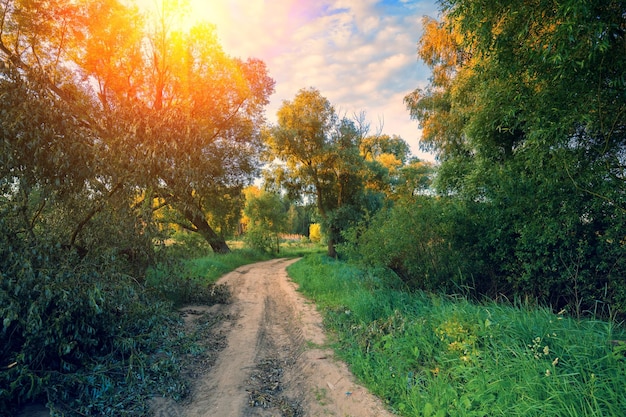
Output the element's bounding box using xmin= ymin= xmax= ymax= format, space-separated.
xmin=0 ymin=245 xmax=188 ymax=416
xmin=340 ymin=196 xmax=469 ymax=293
xmin=244 ymin=226 xmax=279 ymax=254
xmin=145 ymin=255 xmax=233 ymax=306
xmin=166 ymin=230 xmax=214 ymax=259
xmin=341 ymin=191 xmax=626 ymax=318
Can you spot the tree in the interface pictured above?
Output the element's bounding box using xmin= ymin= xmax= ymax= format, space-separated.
xmin=0 ymin=0 xmax=274 ymax=257
xmin=0 ymin=0 xmax=152 ymax=266
xmin=404 ymin=0 xmax=626 ymax=314
xmin=76 ymin=0 xmax=275 ymax=253
xmin=264 ymin=88 xmax=373 ymax=257
xmin=360 ymin=134 xmax=433 ymax=199
xmin=243 ymin=188 xmax=288 ymax=254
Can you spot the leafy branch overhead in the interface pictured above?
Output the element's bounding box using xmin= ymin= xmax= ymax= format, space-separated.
xmin=1 ymin=0 xmax=275 ymax=256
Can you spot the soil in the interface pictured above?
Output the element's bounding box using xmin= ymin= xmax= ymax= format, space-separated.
xmin=16 ymin=258 xmax=394 ymax=417
xmin=153 ymin=258 xmax=394 ymax=417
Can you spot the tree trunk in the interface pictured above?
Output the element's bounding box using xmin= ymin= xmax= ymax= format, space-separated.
xmin=181 ymin=206 xmax=231 ymax=254
xmin=196 ymin=220 xmax=231 ymax=254
xmin=326 ymin=224 xmax=339 ymax=258
xmin=327 ymin=236 xmax=337 ymax=258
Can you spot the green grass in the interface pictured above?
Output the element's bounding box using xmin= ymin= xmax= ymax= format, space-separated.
xmin=147 ymin=238 xmax=324 ymax=306
xmin=185 ymin=248 xmax=271 ymax=283
xmin=278 ymin=240 xmax=326 ymax=257
xmin=288 ymin=255 xmax=626 ymax=417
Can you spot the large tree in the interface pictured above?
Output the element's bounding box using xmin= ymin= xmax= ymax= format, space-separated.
xmin=264 ymin=88 xmax=372 ymax=257
xmin=77 ymin=0 xmax=275 ymax=253
xmin=0 ymin=0 xmax=146 ymax=264
xmin=405 ymin=0 xmax=626 ymax=312
xmin=0 ymin=0 xmax=274 ymax=255
xmin=264 ymin=88 xmax=420 ymax=257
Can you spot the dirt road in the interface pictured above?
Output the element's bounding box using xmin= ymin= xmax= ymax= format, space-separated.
xmin=153 ymin=258 xmax=394 ymax=417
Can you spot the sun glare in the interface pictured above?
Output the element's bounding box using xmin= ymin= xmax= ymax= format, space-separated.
xmin=133 ymin=0 xmax=227 ymax=33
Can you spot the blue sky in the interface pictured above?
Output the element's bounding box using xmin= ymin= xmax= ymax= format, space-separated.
xmin=194 ymin=0 xmax=440 ymax=160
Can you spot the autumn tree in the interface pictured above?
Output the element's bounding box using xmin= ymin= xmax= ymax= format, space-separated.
xmin=0 ymin=0 xmax=274 ymax=258
xmin=0 ymin=0 xmax=151 ymax=269
xmin=264 ymin=88 xmax=373 ymax=257
xmin=264 ymin=88 xmax=423 ymax=256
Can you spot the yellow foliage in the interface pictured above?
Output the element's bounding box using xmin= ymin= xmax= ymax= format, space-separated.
xmin=309 ymin=223 xmax=322 ymax=243
xmin=240 ymin=185 xmax=263 ymax=232
xmin=376 ymin=153 xmax=402 ymax=170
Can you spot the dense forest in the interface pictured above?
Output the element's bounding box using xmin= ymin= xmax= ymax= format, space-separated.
xmin=1 ymin=0 xmax=625 ymax=414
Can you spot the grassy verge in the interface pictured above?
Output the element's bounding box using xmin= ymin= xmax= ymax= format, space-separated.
xmin=288 ymin=255 xmax=626 ymax=416
xmin=147 ymin=241 xmax=324 ymax=306
xmin=185 ymin=248 xmax=272 ymax=283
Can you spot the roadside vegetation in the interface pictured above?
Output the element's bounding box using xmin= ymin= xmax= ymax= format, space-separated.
xmin=289 ymin=255 xmax=626 ymax=417
xmin=2 ymin=0 xmax=625 ymax=415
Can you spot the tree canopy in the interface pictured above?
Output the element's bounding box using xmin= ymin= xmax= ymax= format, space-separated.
xmin=0 ymin=0 xmax=275 ymax=256
xmin=264 ymin=87 xmax=423 ymax=257
xmin=398 ymin=0 xmax=626 ymax=313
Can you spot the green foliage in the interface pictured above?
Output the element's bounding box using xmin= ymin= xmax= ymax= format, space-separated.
xmin=145 ymin=258 xmax=231 ymax=307
xmin=402 ymin=0 xmax=626 ymax=317
xmin=285 ymin=203 xmax=315 ymax=236
xmin=166 ymin=230 xmax=214 ymax=259
xmin=181 ymin=249 xmax=270 ymax=283
xmin=243 ymin=227 xmax=275 ymax=254
xmin=340 ymin=196 xmax=476 ymax=293
xmin=243 ymin=191 xmax=287 ymax=254
xmin=0 ymin=245 xmax=188 ymax=416
xmin=289 ymin=256 xmax=626 ymax=416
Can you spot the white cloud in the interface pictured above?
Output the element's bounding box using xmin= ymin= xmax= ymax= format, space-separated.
xmin=202 ymin=0 xmax=438 ymax=160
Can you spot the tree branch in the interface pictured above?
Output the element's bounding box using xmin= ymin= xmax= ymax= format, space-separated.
xmin=68 ymin=182 xmax=123 ymax=247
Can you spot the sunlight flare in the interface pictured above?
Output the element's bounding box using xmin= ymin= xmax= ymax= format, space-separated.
xmin=132 ymin=0 xmax=227 ymax=32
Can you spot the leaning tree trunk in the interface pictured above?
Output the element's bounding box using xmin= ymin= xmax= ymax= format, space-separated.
xmin=196 ymin=219 xmax=231 ymax=254
xmin=181 ymin=206 xmax=231 ymax=254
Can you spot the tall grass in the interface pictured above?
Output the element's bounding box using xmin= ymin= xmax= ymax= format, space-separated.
xmin=288 ymin=255 xmax=626 ymax=416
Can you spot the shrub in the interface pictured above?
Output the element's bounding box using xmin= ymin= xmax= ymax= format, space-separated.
xmin=0 ymin=245 xmax=188 ymax=416
xmin=244 ymin=226 xmax=279 ymax=254
xmin=339 ymin=196 xmax=469 ymax=293
xmin=309 ymin=223 xmax=322 ymax=243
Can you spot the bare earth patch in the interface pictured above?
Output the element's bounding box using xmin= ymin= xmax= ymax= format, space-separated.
xmin=152 ymin=258 xmax=394 ymax=417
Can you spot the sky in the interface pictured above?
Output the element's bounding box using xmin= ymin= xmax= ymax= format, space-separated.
xmin=153 ymin=0 xmax=441 ymax=161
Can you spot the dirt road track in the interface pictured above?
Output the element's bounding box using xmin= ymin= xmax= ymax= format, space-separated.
xmin=153 ymin=258 xmax=394 ymax=417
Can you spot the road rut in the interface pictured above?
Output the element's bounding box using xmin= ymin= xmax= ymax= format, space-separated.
xmin=153 ymin=258 xmax=393 ymax=417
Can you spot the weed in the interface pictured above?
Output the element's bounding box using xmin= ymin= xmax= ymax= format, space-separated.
xmin=313 ymin=387 xmax=329 ymax=406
